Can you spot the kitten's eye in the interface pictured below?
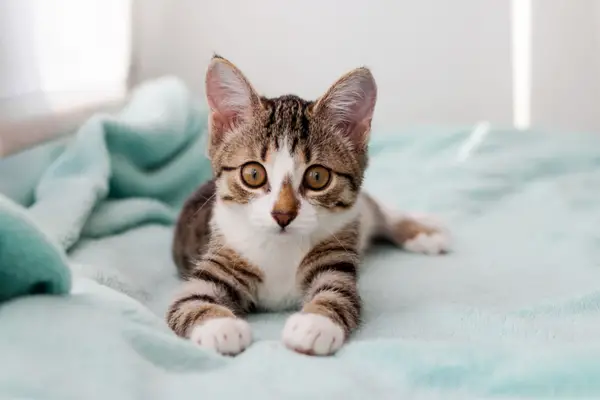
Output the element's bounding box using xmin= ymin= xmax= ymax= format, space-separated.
xmin=303 ymin=165 xmax=331 ymax=191
xmin=240 ymin=162 xmax=267 ymax=188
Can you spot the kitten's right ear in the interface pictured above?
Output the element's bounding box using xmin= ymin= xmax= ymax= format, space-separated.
xmin=205 ymin=55 xmax=260 ymax=154
xmin=313 ymin=67 xmax=377 ymax=151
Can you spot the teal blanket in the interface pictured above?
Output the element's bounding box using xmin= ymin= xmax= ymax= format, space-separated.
xmin=2 ymin=77 xmax=600 ymax=399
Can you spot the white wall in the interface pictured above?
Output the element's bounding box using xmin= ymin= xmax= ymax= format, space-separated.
xmin=132 ymin=0 xmax=600 ymax=132
xmin=0 ymin=1 xmax=42 ymax=99
xmin=132 ymin=0 xmax=513 ymax=131
xmin=530 ymin=0 xmax=600 ymax=133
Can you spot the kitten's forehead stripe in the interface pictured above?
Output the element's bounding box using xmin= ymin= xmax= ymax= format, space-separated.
xmin=290 ymin=136 xmax=299 ymax=154
xmin=260 ymin=143 xmax=268 ymax=162
xmin=303 ymin=144 xmax=312 ymax=164
xmin=299 ymin=103 xmax=310 ymax=140
xmin=261 ymin=95 xmax=313 ymax=150
xmin=289 ymin=100 xmax=298 ymax=131
xmin=263 ymin=98 xmax=276 ymax=135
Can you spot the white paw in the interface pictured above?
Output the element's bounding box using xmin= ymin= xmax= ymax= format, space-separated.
xmin=282 ymin=313 xmax=345 ymax=356
xmin=190 ymin=317 xmax=252 ymax=356
xmin=404 ymin=231 xmax=451 ymax=255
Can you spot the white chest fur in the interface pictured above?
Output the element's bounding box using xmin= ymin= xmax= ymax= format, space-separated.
xmin=249 ymin=235 xmax=311 ymax=311
xmin=213 ymin=201 xmax=314 ymax=311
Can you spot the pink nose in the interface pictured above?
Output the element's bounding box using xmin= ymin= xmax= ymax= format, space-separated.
xmin=271 ymin=211 xmax=297 ymax=228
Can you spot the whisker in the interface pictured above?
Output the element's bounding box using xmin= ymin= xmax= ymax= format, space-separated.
xmin=322 ymin=225 xmax=355 ymax=261
xmin=208 ymin=242 xmax=229 ymax=261
xmin=192 ymin=192 xmax=216 ymax=218
xmin=289 ymin=233 xmax=308 ymax=257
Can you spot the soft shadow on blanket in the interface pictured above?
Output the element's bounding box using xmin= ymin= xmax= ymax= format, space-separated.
xmin=1 ymin=77 xmax=600 ymax=399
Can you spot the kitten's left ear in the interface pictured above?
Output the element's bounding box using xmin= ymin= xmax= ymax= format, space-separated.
xmin=314 ymin=67 xmax=377 ymax=150
xmin=205 ymin=55 xmax=261 ymax=157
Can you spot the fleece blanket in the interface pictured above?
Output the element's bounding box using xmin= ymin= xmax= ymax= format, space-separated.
xmin=1 ymin=77 xmax=600 ymax=399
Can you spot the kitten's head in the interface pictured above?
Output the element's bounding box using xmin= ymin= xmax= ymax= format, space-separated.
xmin=206 ymin=55 xmax=377 ymax=237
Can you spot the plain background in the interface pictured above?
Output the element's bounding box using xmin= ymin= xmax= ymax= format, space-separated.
xmin=131 ymin=0 xmax=600 ymax=133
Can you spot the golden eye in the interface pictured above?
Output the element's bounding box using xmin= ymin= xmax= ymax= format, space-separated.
xmin=303 ymin=165 xmax=331 ymax=191
xmin=240 ymin=162 xmax=267 ymax=188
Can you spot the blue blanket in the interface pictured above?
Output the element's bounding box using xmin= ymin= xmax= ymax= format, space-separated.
xmin=1 ymin=77 xmax=600 ymax=399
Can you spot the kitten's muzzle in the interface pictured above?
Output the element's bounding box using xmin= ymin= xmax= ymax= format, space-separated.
xmin=271 ymin=210 xmax=297 ymax=229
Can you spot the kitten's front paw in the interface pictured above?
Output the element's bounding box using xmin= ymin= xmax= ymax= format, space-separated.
xmin=282 ymin=313 xmax=345 ymax=356
xmin=190 ymin=317 xmax=252 ymax=356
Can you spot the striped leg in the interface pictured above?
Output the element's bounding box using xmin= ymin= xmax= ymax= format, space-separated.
xmin=166 ymin=252 xmax=262 ymax=356
xmin=282 ymin=233 xmax=361 ymax=356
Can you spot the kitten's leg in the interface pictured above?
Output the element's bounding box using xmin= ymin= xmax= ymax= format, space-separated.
xmin=360 ymin=193 xmax=451 ymax=255
xmin=282 ymin=231 xmax=361 ymax=356
xmin=166 ymin=251 xmax=262 ymax=356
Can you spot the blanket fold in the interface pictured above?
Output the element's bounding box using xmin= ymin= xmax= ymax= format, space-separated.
xmin=0 ymin=194 xmax=70 ymax=302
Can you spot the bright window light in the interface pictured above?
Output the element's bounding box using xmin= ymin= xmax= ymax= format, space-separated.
xmin=511 ymin=0 xmax=532 ymax=130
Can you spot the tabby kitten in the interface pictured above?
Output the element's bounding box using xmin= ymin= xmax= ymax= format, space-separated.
xmin=167 ymin=55 xmax=450 ymax=356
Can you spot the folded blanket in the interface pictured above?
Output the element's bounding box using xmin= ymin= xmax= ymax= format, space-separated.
xmin=0 ymin=77 xmax=210 ymax=307
xmin=1 ymin=77 xmax=600 ymax=399
xmin=0 ymin=194 xmax=70 ymax=302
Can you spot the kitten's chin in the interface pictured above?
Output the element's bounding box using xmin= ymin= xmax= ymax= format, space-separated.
xmin=248 ymin=219 xmax=317 ymax=238
xmin=262 ymin=225 xmax=314 ymax=238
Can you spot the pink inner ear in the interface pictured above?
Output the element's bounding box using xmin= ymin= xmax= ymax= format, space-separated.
xmin=342 ymin=90 xmax=376 ymax=144
xmin=345 ymin=119 xmax=372 ymax=148
xmin=205 ymin=59 xmax=254 ymax=131
xmin=209 ymin=110 xmax=235 ymax=141
xmin=321 ymin=69 xmax=377 ymax=148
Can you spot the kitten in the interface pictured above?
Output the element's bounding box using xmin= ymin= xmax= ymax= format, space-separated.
xmin=167 ymin=55 xmax=450 ymax=356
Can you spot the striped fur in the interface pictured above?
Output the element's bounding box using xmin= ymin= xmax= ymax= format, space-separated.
xmin=167 ymin=55 xmax=450 ymax=356
xmin=168 ymin=229 xmax=264 ymax=336
xmin=297 ymin=223 xmax=361 ymax=336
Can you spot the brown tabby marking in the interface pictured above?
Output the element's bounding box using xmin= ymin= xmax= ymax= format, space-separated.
xmin=168 ymin=232 xmax=265 ymax=336
xmin=297 ymin=223 xmax=361 ymax=334
xmin=172 ymin=180 xmax=216 ymax=277
xmin=167 ymin=293 xmax=234 ymax=337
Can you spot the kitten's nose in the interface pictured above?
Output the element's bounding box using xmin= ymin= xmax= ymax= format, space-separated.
xmin=271 ymin=211 xmax=297 ymax=228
